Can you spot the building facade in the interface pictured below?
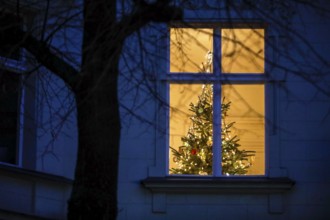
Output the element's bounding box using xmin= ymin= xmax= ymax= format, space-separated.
xmin=0 ymin=0 xmax=329 ymax=219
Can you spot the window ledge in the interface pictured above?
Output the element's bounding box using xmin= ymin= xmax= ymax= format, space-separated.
xmin=142 ymin=176 xmax=295 ymax=194
xmin=0 ymin=163 xmax=73 ymax=185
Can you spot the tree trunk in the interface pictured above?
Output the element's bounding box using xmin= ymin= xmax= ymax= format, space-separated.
xmin=67 ymin=0 xmax=120 ymax=218
xmin=65 ymin=0 xmax=182 ymax=218
xmin=67 ymin=72 xmax=120 ymax=219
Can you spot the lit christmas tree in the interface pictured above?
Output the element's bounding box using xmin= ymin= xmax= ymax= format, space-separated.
xmin=170 ymin=51 xmax=255 ymax=175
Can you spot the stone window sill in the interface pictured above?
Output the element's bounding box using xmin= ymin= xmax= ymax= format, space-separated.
xmin=0 ymin=163 xmax=72 ymax=184
xmin=142 ymin=176 xmax=295 ymax=194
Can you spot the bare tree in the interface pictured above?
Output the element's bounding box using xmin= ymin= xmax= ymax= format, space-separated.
xmin=1 ymin=0 xmax=182 ymax=219
xmin=1 ymin=0 xmax=329 ymax=219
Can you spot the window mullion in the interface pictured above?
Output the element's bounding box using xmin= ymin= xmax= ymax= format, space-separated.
xmin=212 ymin=83 xmax=222 ymax=176
xmin=212 ymin=28 xmax=222 ymax=177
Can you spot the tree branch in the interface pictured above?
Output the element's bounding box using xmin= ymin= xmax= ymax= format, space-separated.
xmin=18 ymin=29 xmax=79 ymax=89
xmin=118 ymin=0 xmax=183 ymax=37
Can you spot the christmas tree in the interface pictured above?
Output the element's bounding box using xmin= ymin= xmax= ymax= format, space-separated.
xmin=170 ymin=51 xmax=255 ymax=175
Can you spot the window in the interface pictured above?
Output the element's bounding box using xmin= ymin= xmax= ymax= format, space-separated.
xmin=143 ymin=24 xmax=294 ymax=213
xmin=0 ymin=12 xmax=22 ymax=60
xmin=0 ymin=70 xmax=20 ymax=164
xmin=0 ymin=11 xmax=33 ymax=167
xmin=0 ymin=12 xmax=23 ymax=166
xmin=168 ymin=26 xmax=265 ymax=176
xmin=143 ymin=24 xmax=294 ymax=214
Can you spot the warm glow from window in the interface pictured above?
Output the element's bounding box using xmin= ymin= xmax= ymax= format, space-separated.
xmin=169 ymin=84 xmax=265 ymax=175
xmin=222 ymin=84 xmax=265 ymax=175
xmin=170 ymin=28 xmax=213 ymax=73
xmin=168 ymin=26 xmax=265 ymax=176
xmin=169 ymin=84 xmax=213 ymax=174
xmin=222 ymin=29 xmax=264 ymax=73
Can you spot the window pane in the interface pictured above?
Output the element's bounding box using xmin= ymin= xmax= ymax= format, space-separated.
xmin=169 ymin=84 xmax=213 ymax=175
xmin=170 ymin=28 xmax=213 ymax=73
xmin=222 ymin=29 xmax=264 ymax=74
xmin=0 ymin=71 xmax=19 ymax=164
xmin=0 ymin=12 xmax=22 ymax=60
xmin=222 ymin=84 xmax=265 ymax=175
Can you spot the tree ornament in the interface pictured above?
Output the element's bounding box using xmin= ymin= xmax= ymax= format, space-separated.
xmin=191 ymin=149 xmax=197 ymax=155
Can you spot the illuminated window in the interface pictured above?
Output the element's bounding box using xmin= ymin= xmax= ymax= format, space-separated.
xmin=169 ymin=26 xmax=265 ymax=176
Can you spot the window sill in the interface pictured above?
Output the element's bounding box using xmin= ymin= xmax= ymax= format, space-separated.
xmin=0 ymin=163 xmax=72 ymax=185
xmin=142 ymin=176 xmax=295 ymax=194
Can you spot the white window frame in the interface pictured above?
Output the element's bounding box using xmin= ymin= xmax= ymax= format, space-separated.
xmin=155 ymin=23 xmax=270 ymax=177
xmin=0 ymin=58 xmax=28 ymax=168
